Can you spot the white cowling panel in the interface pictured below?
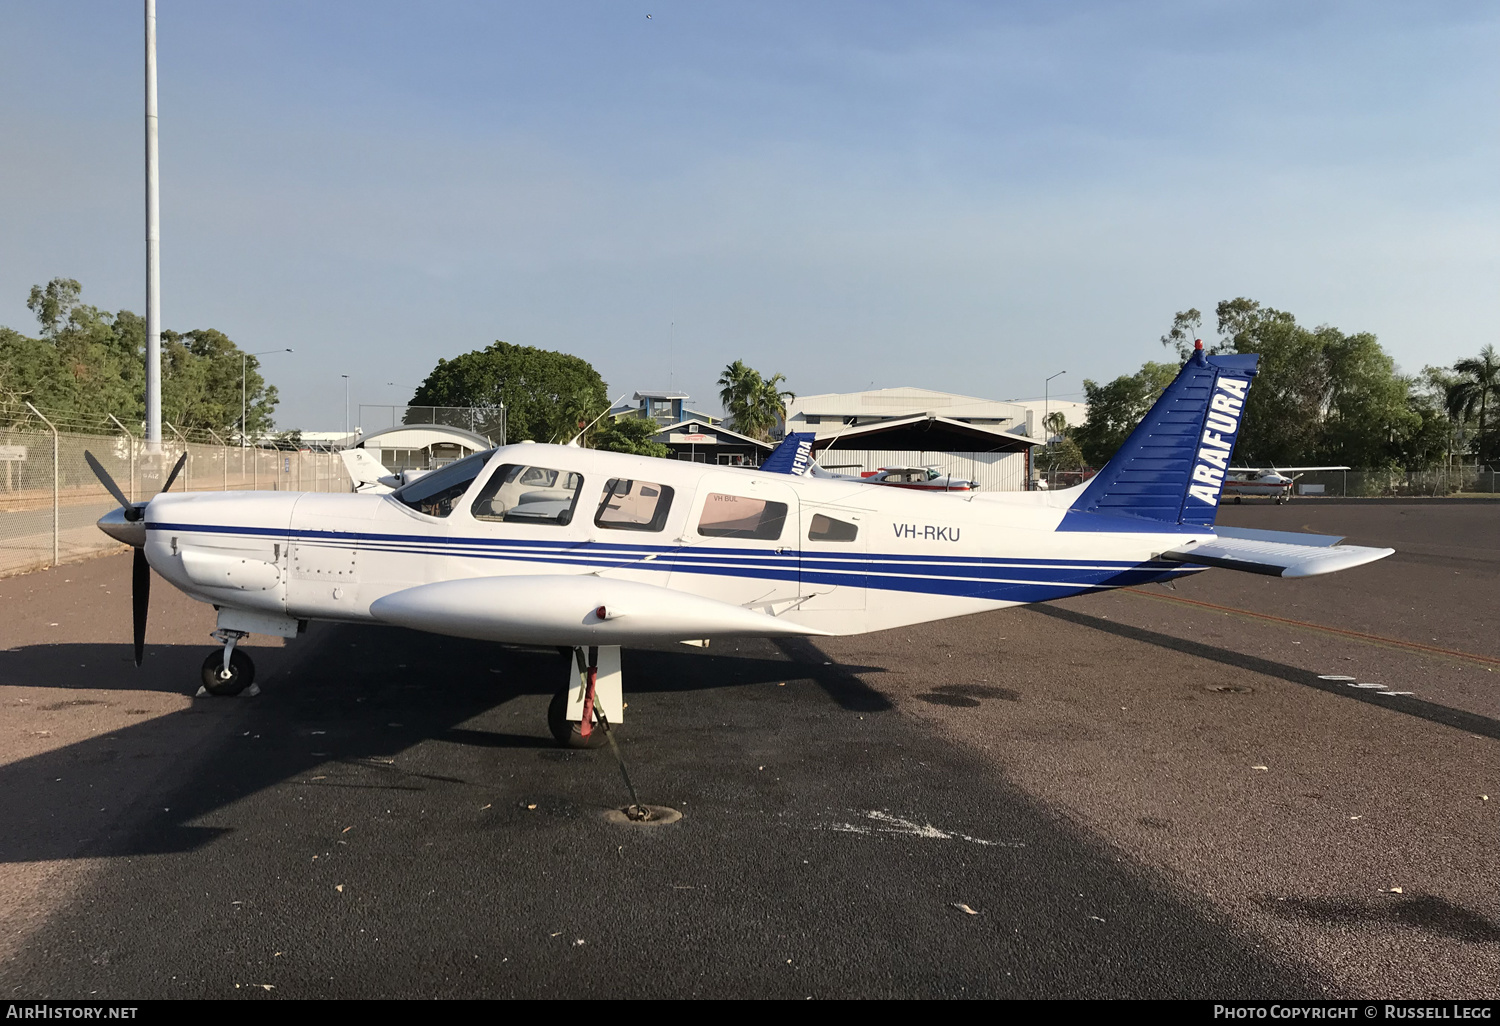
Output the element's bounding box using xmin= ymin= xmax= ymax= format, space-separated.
xmin=180 ymin=548 xmax=283 ymax=592
xmin=369 ymin=575 xmax=829 ymax=646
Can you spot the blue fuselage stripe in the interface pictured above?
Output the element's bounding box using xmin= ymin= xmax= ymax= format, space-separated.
xmin=146 ymin=521 xmax=1195 ymax=601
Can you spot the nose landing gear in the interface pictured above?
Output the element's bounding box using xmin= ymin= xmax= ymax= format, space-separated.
xmin=199 ymin=629 xmax=257 ymax=697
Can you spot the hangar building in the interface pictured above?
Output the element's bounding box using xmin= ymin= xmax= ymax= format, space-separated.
xmin=783 ymin=387 xmax=1040 ymax=491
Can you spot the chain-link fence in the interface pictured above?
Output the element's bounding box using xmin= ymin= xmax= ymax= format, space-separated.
xmin=1290 ymin=467 xmax=1500 ymax=497
xmin=1035 ymin=465 xmax=1500 ymax=496
xmin=0 ymin=423 xmax=350 ymax=579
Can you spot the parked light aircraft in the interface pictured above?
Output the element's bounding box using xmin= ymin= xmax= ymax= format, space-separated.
xmin=859 ymin=466 xmax=976 ymax=492
xmin=764 ymin=438 xmax=975 ymax=491
xmin=88 ymin=343 xmax=1392 ymax=753
xmin=1223 ymin=466 xmax=1350 ymax=504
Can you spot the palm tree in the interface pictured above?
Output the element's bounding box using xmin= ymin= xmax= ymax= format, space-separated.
xmin=717 ymin=360 xmax=758 ymax=420
xmin=1042 ymin=410 xmax=1068 ymax=445
xmin=717 ymin=362 xmax=795 ymax=440
xmin=1446 ymin=345 xmax=1500 ymax=464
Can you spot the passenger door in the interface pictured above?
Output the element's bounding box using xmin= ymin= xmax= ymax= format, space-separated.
xmin=669 ymin=473 xmax=800 ymax=611
xmin=798 ymin=506 xmax=867 ymax=612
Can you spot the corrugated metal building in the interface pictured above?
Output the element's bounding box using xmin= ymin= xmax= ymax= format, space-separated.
xmin=786 ymin=388 xmax=1040 ymax=491
xmin=811 ymin=414 xmax=1036 ymax=491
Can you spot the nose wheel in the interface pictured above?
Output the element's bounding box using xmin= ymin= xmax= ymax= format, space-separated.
xmin=200 ymin=649 xmax=255 ymax=696
xmin=199 ymin=629 xmax=256 ymax=697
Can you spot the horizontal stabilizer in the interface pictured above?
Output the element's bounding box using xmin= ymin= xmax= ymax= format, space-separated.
xmin=1160 ymin=535 xmax=1393 ymax=578
xmin=1213 ymin=526 xmax=1344 ymax=547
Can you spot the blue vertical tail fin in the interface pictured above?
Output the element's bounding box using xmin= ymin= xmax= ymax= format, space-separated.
xmin=1060 ymin=344 xmax=1259 ymax=531
xmin=760 ymin=432 xmax=816 ymax=475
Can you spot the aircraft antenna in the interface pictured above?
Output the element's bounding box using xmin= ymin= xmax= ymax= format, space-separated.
xmin=567 ymin=394 xmax=631 ymax=447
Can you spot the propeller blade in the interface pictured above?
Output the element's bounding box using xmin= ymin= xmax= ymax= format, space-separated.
xmin=132 ymin=547 xmax=150 ymax=667
xmin=85 ymin=450 xmax=132 ymax=510
xmin=160 ymin=451 xmax=189 ymax=494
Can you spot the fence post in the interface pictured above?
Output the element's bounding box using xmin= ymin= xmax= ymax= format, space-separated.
xmin=25 ymin=403 xmax=59 ymax=566
xmin=106 ymin=413 xmax=136 ymax=502
xmin=165 ymin=422 xmax=190 ymax=490
xmin=209 ymin=430 xmax=227 ymax=490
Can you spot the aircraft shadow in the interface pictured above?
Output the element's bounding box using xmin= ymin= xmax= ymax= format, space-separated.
xmin=1029 ymin=605 xmax=1500 ymax=742
xmin=1261 ymin=893 xmax=1500 ymax=944
xmin=0 ymin=624 xmax=889 ymax=865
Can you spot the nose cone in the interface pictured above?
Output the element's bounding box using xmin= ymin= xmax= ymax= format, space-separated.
xmin=97 ymin=506 xmax=146 ymax=547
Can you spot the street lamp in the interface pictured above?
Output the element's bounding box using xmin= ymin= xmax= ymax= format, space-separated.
xmin=243 ymin=348 xmax=293 ymax=447
xmin=1044 ymin=370 xmax=1066 ymax=446
xmin=342 ymin=375 xmax=350 ymax=439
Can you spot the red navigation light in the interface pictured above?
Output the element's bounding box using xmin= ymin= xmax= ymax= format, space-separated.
xmin=596 ymin=605 xmax=608 ymax=620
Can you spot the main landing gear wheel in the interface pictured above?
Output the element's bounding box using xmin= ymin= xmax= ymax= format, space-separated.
xmin=547 ymin=688 xmax=608 ymax=750
xmin=200 ymin=648 xmax=255 ymax=697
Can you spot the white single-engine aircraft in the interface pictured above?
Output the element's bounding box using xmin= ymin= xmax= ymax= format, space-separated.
xmin=1222 ymin=466 xmax=1350 ymax=504
xmin=88 ymin=343 xmax=1392 ymax=752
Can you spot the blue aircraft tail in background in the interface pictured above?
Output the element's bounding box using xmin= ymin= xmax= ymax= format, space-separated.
xmin=760 ymin=432 xmax=817 ymax=476
xmin=1059 ymin=343 xmax=1259 ymax=532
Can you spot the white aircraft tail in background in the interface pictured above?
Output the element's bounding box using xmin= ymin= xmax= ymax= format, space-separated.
xmin=340 ymin=448 xmax=428 ymax=494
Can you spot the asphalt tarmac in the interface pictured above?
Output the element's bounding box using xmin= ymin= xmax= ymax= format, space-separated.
xmin=0 ymin=501 xmax=1495 ymax=998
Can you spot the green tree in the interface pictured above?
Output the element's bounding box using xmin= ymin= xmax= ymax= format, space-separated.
xmin=2 ymin=278 xmax=279 ymax=436
xmin=594 ymin=416 xmax=670 ymax=458
xmin=1159 ymin=308 xmax=1205 ymax=360
xmin=1156 ymin=297 xmax=1439 ymax=469
xmin=1072 ymin=361 xmax=1178 ymax=466
xmin=717 ymin=360 xmax=795 ymax=440
xmin=1037 ymin=436 xmax=1086 ymax=473
xmin=26 ymin=278 xmax=83 ymax=337
xmin=1446 ymin=345 xmax=1500 ymax=464
xmin=410 ymin=340 xmax=608 ymax=444
xmin=1041 ymin=410 xmax=1068 ymax=441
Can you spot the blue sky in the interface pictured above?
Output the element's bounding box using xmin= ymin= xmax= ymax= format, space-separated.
xmin=2 ymin=1 xmax=1496 ymax=430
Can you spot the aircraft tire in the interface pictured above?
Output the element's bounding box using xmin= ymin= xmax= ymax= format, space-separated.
xmin=546 ymin=688 xmax=609 ymax=749
xmin=200 ymin=649 xmax=254 ymax=697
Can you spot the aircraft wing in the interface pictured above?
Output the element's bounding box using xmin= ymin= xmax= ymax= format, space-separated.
xmin=1160 ymin=526 xmax=1392 ymax=578
xmin=370 ymin=574 xmax=829 ymax=646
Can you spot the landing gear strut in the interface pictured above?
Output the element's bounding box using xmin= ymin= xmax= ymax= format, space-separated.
xmin=547 ymin=645 xmax=622 ymax=749
xmin=200 ymin=629 xmax=255 ymax=697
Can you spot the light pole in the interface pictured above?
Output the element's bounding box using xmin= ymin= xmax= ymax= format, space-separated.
xmin=144 ymin=0 xmax=162 ymax=454
xmin=1044 ymin=370 xmax=1066 ymax=446
xmin=342 ymin=375 xmax=350 ymax=441
xmin=243 ymin=348 xmax=293 ymax=447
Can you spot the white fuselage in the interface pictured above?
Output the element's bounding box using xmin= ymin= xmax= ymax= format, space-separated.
xmin=142 ymin=443 xmax=1210 ymax=645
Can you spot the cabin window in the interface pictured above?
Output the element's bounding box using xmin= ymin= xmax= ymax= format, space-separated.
xmin=697 ymin=493 xmax=787 ymax=540
xmin=596 ymin=478 xmax=674 ymax=532
xmin=470 ymin=464 xmax=584 ymax=526
xmin=390 ymin=449 xmax=494 ymax=518
xmin=808 ymin=513 xmax=858 ymax=542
